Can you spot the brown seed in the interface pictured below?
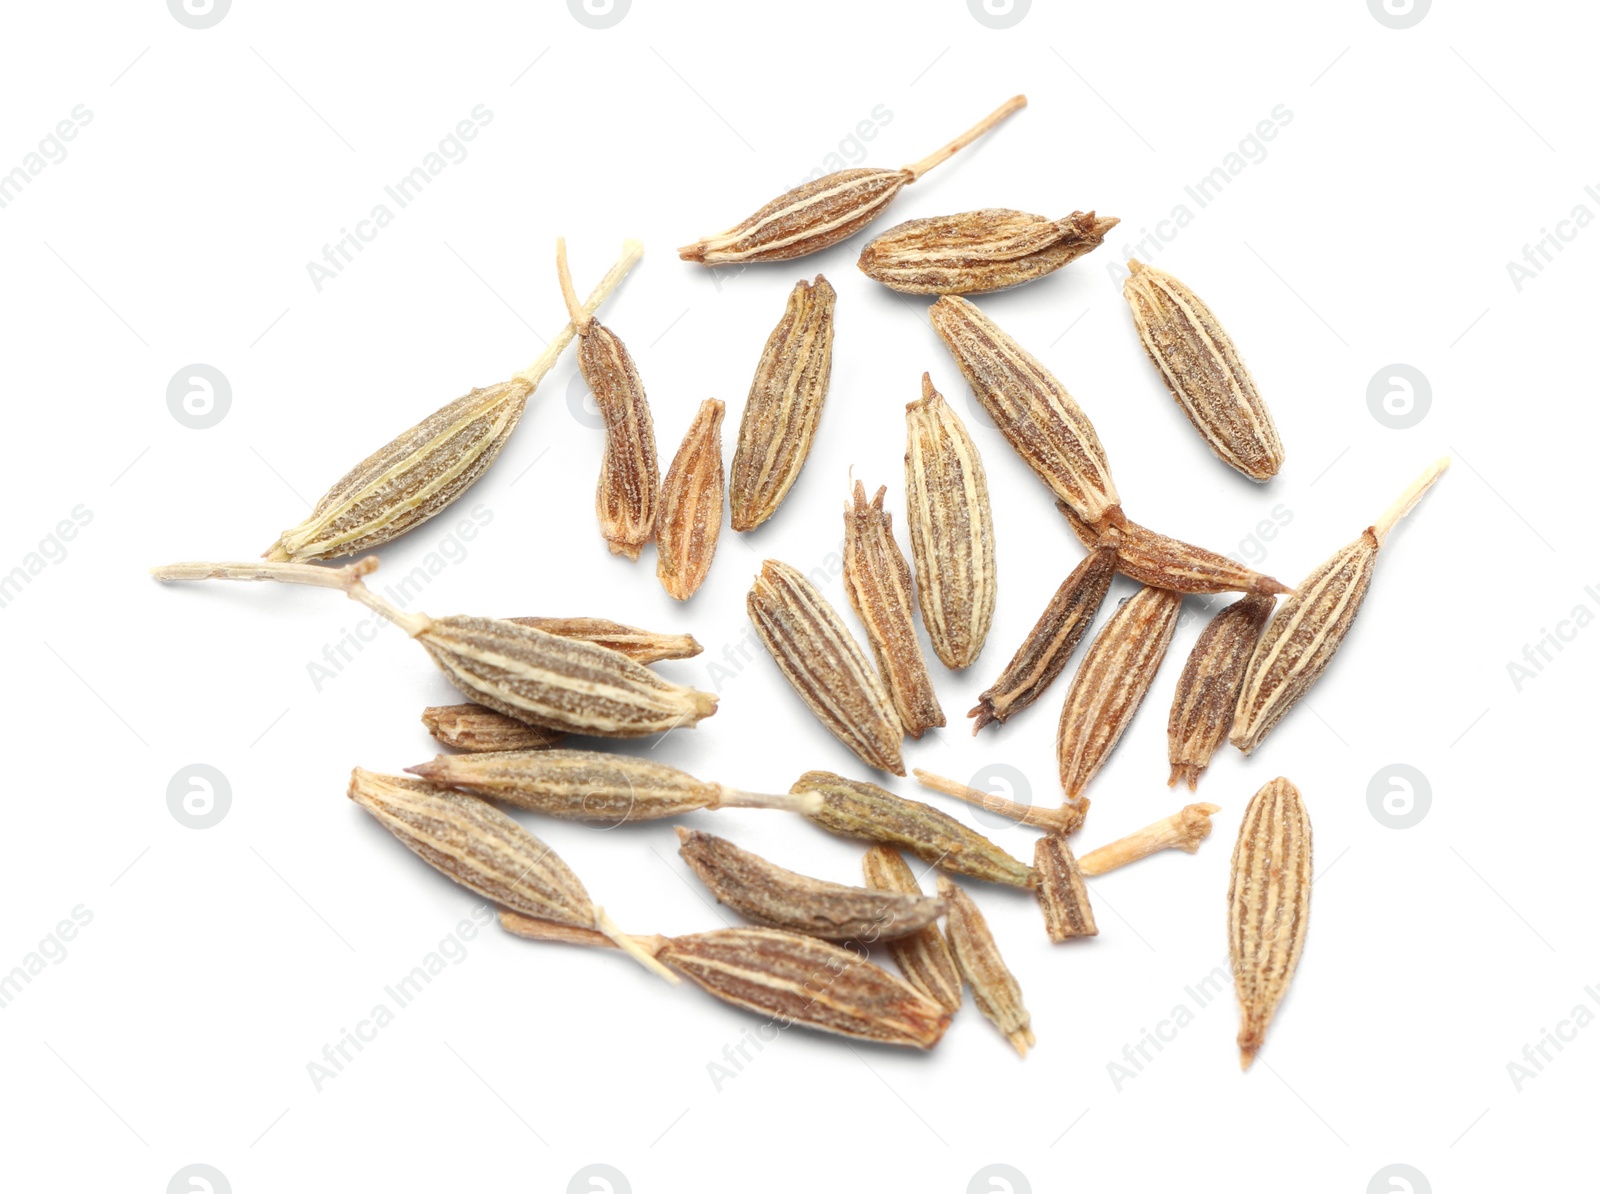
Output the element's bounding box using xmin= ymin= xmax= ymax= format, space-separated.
xmin=1231 ymin=459 xmax=1448 ymax=754
xmin=679 ymin=96 xmax=1026 ymax=265
xmin=930 ymin=295 xmax=1119 ymax=523
xmin=1229 ymin=777 xmax=1312 ymax=1068
xmin=656 ymin=398 xmax=726 ymax=600
xmin=1057 ymin=586 xmax=1183 ymax=800
xmin=1123 ymin=258 xmax=1284 ymax=481
xmin=729 ymin=276 xmax=837 ymax=531
xmin=904 ymin=373 xmax=997 ymax=670
xmin=1167 ymin=594 xmax=1275 ymax=788
xmin=938 ymin=876 xmax=1035 ymax=1057
xmin=842 ymin=481 xmax=945 ymax=738
xmin=794 ymin=770 xmax=1036 ymax=889
xmin=859 ymin=209 xmax=1119 ymax=295
xmin=911 ymin=769 xmax=1088 ymax=837
xmin=969 ymin=548 xmax=1116 ymax=733
xmin=420 ymin=704 xmax=564 ymax=753
xmin=676 ymin=828 xmax=945 ymax=941
xmin=507 ymin=616 xmax=702 ymax=664
xmin=1060 ymin=503 xmax=1292 ymax=596
xmin=861 ymin=847 xmax=962 ymax=1013
xmin=748 ymin=560 xmax=905 ymax=775
xmin=1033 ymin=836 xmax=1098 ymax=941
xmin=556 ymin=239 xmax=659 ymax=559
xmin=1077 ymin=803 xmax=1221 ymax=876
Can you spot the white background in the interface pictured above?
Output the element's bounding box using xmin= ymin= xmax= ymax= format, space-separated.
xmin=1 ymin=1 xmax=1593 ymax=1191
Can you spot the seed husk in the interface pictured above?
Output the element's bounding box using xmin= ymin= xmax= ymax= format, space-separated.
xmin=407 ymin=750 xmax=820 ymax=823
xmin=911 ymin=769 xmax=1088 ymax=837
xmin=1033 ymin=836 xmax=1098 ymax=941
xmin=1077 ymin=803 xmax=1220 ymax=876
xmin=656 ymin=398 xmax=726 ymax=600
xmin=1060 ymin=503 xmax=1292 ymax=596
xmin=969 ymin=548 xmax=1116 ymax=733
xmin=266 ymin=240 xmax=641 ymax=562
xmin=678 ymin=96 xmax=1026 ymax=265
xmin=729 ymin=276 xmax=836 ymax=531
xmin=1230 ymin=458 xmax=1448 ymax=754
xmin=347 ymin=769 xmax=673 ymax=981
xmin=861 ymin=846 xmax=963 ymax=1013
xmin=1057 ymin=585 xmax=1182 ymax=800
xmin=1167 ymin=594 xmax=1275 ymax=788
xmin=150 ymin=557 xmax=717 ymax=736
xmin=748 ymin=560 xmax=905 ymax=775
xmin=930 ymin=295 xmax=1119 ymax=523
xmin=421 ymin=704 xmax=564 ymax=753
xmin=1123 ymin=258 xmax=1284 ymax=481
xmin=794 ymin=770 xmax=1035 ymax=889
xmin=676 ymin=828 xmax=945 ymax=941
xmin=859 ymin=209 xmax=1119 ymax=295
xmin=556 ymin=239 xmax=659 ymax=559
xmin=938 ymin=875 xmax=1034 ymax=1057
xmin=842 ymin=481 xmax=945 ymax=737
xmin=1229 ymin=776 xmax=1312 ymax=1069
xmin=904 ymin=373 xmax=997 ymax=670
xmin=508 ymin=616 xmax=702 ymax=664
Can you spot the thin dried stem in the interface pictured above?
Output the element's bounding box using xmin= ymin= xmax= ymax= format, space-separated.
xmin=1371 ymin=456 xmax=1449 ymax=546
xmin=715 ymin=787 xmax=824 ymax=814
xmin=515 ymin=238 xmax=642 ymax=386
xmin=1077 ymin=803 xmax=1221 ymax=876
xmin=901 ymin=95 xmax=1027 ymax=181
xmin=553 ymin=236 xmax=592 ymax=334
xmin=150 ymin=556 xmax=431 ymax=635
xmin=911 ymin=769 xmax=1087 ymax=836
xmin=593 ymin=907 xmax=679 ymax=983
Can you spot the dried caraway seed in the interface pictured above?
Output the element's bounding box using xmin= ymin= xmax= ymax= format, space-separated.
xmin=656 ymin=398 xmax=725 ymax=600
xmin=1230 ymin=777 xmax=1312 ymax=1068
xmin=1057 ymin=585 xmax=1183 ymax=800
xmin=1167 ymin=594 xmax=1275 ymax=788
xmin=861 ymin=846 xmax=962 ymax=1013
xmin=842 ymin=481 xmax=945 ymax=738
xmin=347 ymin=769 xmax=674 ymax=981
xmin=266 ymin=240 xmax=641 ymax=562
xmin=421 ymin=704 xmax=564 ymax=753
xmin=507 ymin=616 xmax=701 ymax=664
xmin=748 ymin=560 xmax=905 ymax=775
xmin=556 ymin=239 xmax=659 ymax=559
xmin=794 ymin=770 xmax=1036 ymax=889
xmin=939 ymin=875 xmax=1034 ymax=1058
xmin=408 ymin=750 xmax=820 ymax=823
xmin=151 ymin=557 xmax=717 ymax=736
xmin=930 ymin=295 xmax=1120 ymax=523
xmin=729 ymin=276 xmax=836 ymax=531
xmin=905 ymin=373 xmax=996 ymax=670
xmin=1033 ymin=836 xmax=1097 ymax=942
xmin=970 ymin=548 xmax=1115 ymax=733
xmin=1231 ymin=458 xmax=1448 ymax=754
xmin=676 ymin=828 xmax=945 ymax=941
xmin=859 ymin=209 xmax=1119 ymax=295
xmin=911 ymin=769 xmax=1088 ymax=837
xmin=679 ymin=96 xmax=1026 ymax=265
xmin=1077 ymin=803 xmax=1220 ymax=876
xmin=1123 ymin=259 xmax=1284 ymax=481
xmin=1060 ymin=503 xmax=1292 ymax=597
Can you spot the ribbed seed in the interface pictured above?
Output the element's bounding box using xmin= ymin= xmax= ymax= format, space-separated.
xmin=656 ymin=399 xmax=725 ymax=600
xmin=507 ymin=616 xmax=701 ymax=664
xmin=1123 ymin=259 xmax=1284 ymax=481
xmin=677 ymin=829 xmax=945 ymax=941
xmin=729 ymin=276 xmax=836 ymax=530
xmin=970 ymin=548 xmax=1115 ymax=732
xmin=346 ymin=769 xmax=673 ymax=981
xmin=939 ymin=876 xmax=1035 ymax=1058
xmin=1033 ymin=836 xmax=1098 ymax=942
xmin=842 ymin=481 xmax=945 ymax=738
xmin=794 ymin=770 xmax=1036 ymax=890
xmin=861 ymin=847 xmax=963 ymax=1013
xmin=1231 ymin=459 xmax=1448 ymax=754
xmin=904 ymin=373 xmax=997 ymax=670
xmin=420 ymin=704 xmax=564 ymax=753
xmin=748 ymin=560 xmax=905 ymax=775
xmin=557 ymin=240 xmax=659 ymax=559
xmin=1060 ymin=504 xmax=1292 ymax=596
xmin=1167 ymin=594 xmax=1275 ymax=788
xmin=679 ymin=96 xmax=1026 ymax=265
xmin=265 ymin=240 xmax=640 ymax=562
xmin=1057 ymin=586 xmax=1183 ymax=800
xmin=930 ymin=295 xmax=1119 ymax=523
xmin=407 ymin=750 xmax=817 ymax=823
xmin=1229 ymin=776 xmax=1312 ymax=1068
xmin=859 ymin=209 xmax=1119 ymax=295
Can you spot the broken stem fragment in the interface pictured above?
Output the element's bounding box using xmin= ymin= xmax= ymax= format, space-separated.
xmin=911 ymin=769 xmax=1087 ymax=836
xmin=1076 ymin=803 xmax=1221 ymax=876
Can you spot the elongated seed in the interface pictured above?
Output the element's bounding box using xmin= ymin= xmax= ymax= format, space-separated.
xmin=939 ymin=876 xmax=1034 ymax=1057
xmin=904 ymin=373 xmax=996 ymax=670
xmin=1033 ymin=836 xmax=1097 ymax=941
xmin=1077 ymin=803 xmax=1220 ymax=876
xmin=1057 ymin=586 xmax=1182 ymax=800
xmin=421 ymin=704 xmax=564 ymax=752
xmin=842 ymin=481 xmax=945 ymax=737
xmin=1167 ymin=594 xmax=1275 ymax=788
xmin=508 ymin=616 xmax=702 ymax=664
xmin=1060 ymin=504 xmax=1292 ymax=596
xmin=656 ymin=399 xmax=726 ymax=600
xmin=860 ymin=209 xmax=1119 ymax=295
xmin=861 ymin=847 xmax=962 ymax=1012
